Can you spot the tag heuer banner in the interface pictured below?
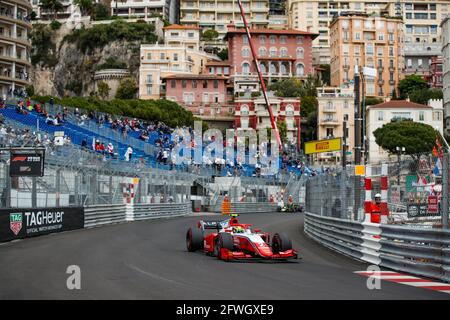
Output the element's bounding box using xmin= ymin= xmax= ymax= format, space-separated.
xmin=0 ymin=207 xmax=84 ymax=242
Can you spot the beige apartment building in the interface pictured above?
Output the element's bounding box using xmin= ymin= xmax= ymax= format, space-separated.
xmin=288 ymin=0 xmax=448 ymax=65
xmin=316 ymin=86 xmax=354 ymax=164
xmin=139 ymin=24 xmax=220 ymax=99
xmin=180 ymin=0 xmax=270 ymax=37
xmin=330 ymin=12 xmax=404 ymax=98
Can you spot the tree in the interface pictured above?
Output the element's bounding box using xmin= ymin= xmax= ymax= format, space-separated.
xmin=300 ymin=96 xmax=317 ymax=118
xmin=373 ymin=120 xmax=436 ymax=159
xmin=398 ymin=75 xmax=428 ymax=99
xmin=39 ymin=0 xmax=64 ymax=21
xmin=364 ymin=97 xmax=383 ymax=106
xmin=74 ymin=0 xmax=94 ymax=16
xmin=217 ymin=48 xmax=228 ymax=61
xmin=115 ymin=77 xmax=137 ymax=99
xmin=409 ymin=88 xmax=443 ymax=105
xmin=268 ymin=78 xmax=304 ymax=97
xmin=91 ymin=2 xmax=109 ymax=20
xmin=97 ymin=81 xmax=110 ymax=100
xmin=319 ymin=64 xmax=330 ymax=86
xmin=202 ymin=29 xmax=219 ymax=41
xmin=277 ymin=119 xmax=287 ymax=143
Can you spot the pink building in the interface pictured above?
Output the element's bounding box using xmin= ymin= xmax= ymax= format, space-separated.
xmin=225 ymin=24 xmax=318 ymax=92
xmin=163 ymin=74 xmax=234 ymax=120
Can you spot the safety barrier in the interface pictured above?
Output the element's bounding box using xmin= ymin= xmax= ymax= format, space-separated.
xmin=230 ymin=202 xmax=278 ymax=214
xmin=304 ymin=212 xmax=450 ymax=283
xmin=84 ymin=204 xmax=127 ymax=228
xmin=84 ymin=202 xmax=191 ymax=227
xmin=133 ymin=203 xmax=191 ymax=221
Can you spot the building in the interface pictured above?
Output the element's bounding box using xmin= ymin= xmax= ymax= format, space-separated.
xmin=139 ymin=24 xmax=220 ymax=100
xmin=94 ymin=69 xmax=130 ymax=100
xmin=442 ymin=16 xmax=450 ymax=136
xmin=110 ymin=0 xmax=176 ymax=22
xmin=316 ymin=86 xmax=354 ymax=164
xmin=225 ymin=24 xmax=317 ymax=95
xmin=0 ymin=0 xmax=32 ymax=97
xmin=404 ymin=43 xmax=441 ymax=84
xmin=164 ymin=74 xmax=234 ymax=128
xmin=366 ymin=99 xmax=444 ymax=163
xmin=31 ymin=0 xmax=80 ymax=20
xmin=429 ymin=56 xmax=443 ymax=89
xmin=330 ymin=12 xmax=404 ymax=98
xmin=179 ymin=0 xmax=269 ymax=37
xmin=234 ymin=92 xmax=301 ymax=146
xmin=268 ymin=0 xmax=287 ymax=29
xmin=288 ymin=0 xmax=448 ymax=65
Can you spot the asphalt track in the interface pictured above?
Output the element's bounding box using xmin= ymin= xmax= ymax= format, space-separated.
xmin=0 ymin=212 xmax=449 ymax=299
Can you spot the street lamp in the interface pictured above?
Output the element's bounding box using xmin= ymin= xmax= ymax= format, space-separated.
xmin=396 ymin=146 xmax=406 ymax=186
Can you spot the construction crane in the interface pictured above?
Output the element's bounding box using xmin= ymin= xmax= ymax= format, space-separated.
xmin=236 ymin=0 xmax=283 ymax=151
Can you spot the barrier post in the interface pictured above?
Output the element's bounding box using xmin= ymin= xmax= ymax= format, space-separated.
xmin=364 ymin=165 xmax=372 ymax=223
xmin=380 ymin=163 xmax=389 ymax=224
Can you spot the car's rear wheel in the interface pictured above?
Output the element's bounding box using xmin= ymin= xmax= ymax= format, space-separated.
xmin=272 ymin=233 xmax=292 ymax=253
xmin=186 ymin=227 xmax=203 ymax=252
xmin=215 ymin=232 xmax=234 ymax=259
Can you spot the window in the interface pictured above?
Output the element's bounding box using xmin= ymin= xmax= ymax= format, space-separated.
xmin=377 ymin=47 xmax=383 ymax=56
xmin=364 ymin=20 xmax=373 ymax=29
xmin=296 ymin=47 xmax=304 ymax=59
xmin=146 ymin=75 xmax=152 ymax=83
xmin=242 ymin=47 xmax=250 ymax=58
xmin=433 ymin=111 xmax=441 ymax=121
xmin=170 ymin=32 xmax=179 ymax=37
xmin=419 ymin=111 xmax=424 ymax=121
xmin=326 ymin=128 xmax=334 ymax=137
xmin=259 ymin=47 xmax=267 ymax=57
xmin=389 ymin=47 xmax=394 ymax=56
xmin=270 ymin=35 xmax=276 ymax=44
xmin=418 ymin=59 xmax=423 ymax=68
xmin=213 ymin=80 xmax=219 ymax=89
xmin=146 ymin=85 xmax=152 ymax=95
xmin=296 ymin=64 xmax=304 ymax=76
xmin=192 ymin=80 xmax=197 ymax=88
xmin=407 ymin=59 xmax=412 ymax=67
xmin=378 ymin=33 xmax=384 ymax=41
xmin=173 ymin=53 xmax=178 ymax=61
xmin=243 ymin=35 xmax=249 ymax=44
xmin=242 ymin=62 xmax=250 ymax=75
xmin=182 ymin=80 xmax=187 ymax=88
xmin=280 ymin=36 xmax=287 ymax=44
xmin=354 ymin=20 xmax=361 ymax=28
xmin=377 ymin=111 xmax=384 ymax=121
xmin=170 ymin=79 xmax=176 ymax=88
xmin=296 ymin=36 xmax=303 ymax=44
xmin=146 ymin=53 xmax=152 ymax=60
xmin=203 ymin=80 xmax=208 ymax=88
xmin=269 ymin=47 xmax=277 ymax=57
xmin=260 ymin=63 xmax=266 ymax=74
xmin=354 ymin=45 xmax=360 ymax=55
xmin=224 ymin=67 xmax=229 ymax=75
xmin=406 ymin=25 xmax=413 ymax=34
xmin=344 ymin=114 xmax=349 ymax=121
xmin=160 ymin=53 xmax=165 ymax=60
xmin=366 ymin=43 xmax=374 ymax=55
xmin=280 ymin=48 xmax=288 ymax=57
xmin=344 ymin=101 xmax=349 ymax=109
xmin=355 ymin=32 xmax=361 ymax=40
xmin=202 ymin=93 xmax=209 ymax=103
xmin=259 ymin=35 xmax=266 ymax=44
xmin=188 ymin=32 xmax=195 ymax=38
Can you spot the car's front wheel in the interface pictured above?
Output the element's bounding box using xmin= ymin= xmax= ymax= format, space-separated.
xmin=271 ymin=233 xmax=292 ymax=253
xmin=186 ymin=227 xmax=203 ymax=252
xmin=215 ymin=232 xmax=234 ymax=259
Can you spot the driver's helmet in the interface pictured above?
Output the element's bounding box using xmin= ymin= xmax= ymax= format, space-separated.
xmin=233 ymin=226 xmax=245 ymax=233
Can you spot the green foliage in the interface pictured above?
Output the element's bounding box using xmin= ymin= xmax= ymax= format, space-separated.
xmin=65 ymin=80 xmax=83 ymax=95
xmin=96 ymin=57 xmax=127 ymax=70
xmin=300 ymin=96 xmax=317 ymax=118
xmin=30 ymin=24 xmax=57 ymax=67
xmin=302 ymin=110 xmax=317 ymax=143
xmin=373 ymin=120 xmax=437 ymax=157
xmin=97 ymin=81 xmax=110 ymax=99
xmin=30 ymin=11 xmax=37 ymax=20
xmin=25 ymin=85 xmax=35 ymax=97
xmin=398 ymin=75 xmax=428 ymax=99
xmin=251 ymin=91 xmax=261 ymax=97
xmin=50 ymin=20 xmax=61 ymax=30
xmin=409 ymin=88 xmax=443 ymax=105
xmin=277 ymin=119 xmax=287 ymax=143
xmin=269 ymin=76 xmax=319 ymax=98
xmin=31 ymin=95 xmax=197 ymax=128
xmin=319 ymin=64 xmax=330 ymax=86
xmin=74 ymin=0 xmax=94 ymax=16
xmin=39 ymin=0 xmax=64 ymax=20
xmin=364 ymin=97 xmax=383 ymax=106
xmin=202 ymin=29 xmax=219 ymax=40
xmin=91 ymin=2 xmax=110 ymax=20
xmin=217 ymin=48 xmax=228 ymax=61
xmin=63 ymin=20 xmax=157 ymax=53
xmin=115 ymin=77 xmax=137 ymax=99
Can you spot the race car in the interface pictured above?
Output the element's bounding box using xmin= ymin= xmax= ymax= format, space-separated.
xmin=186 ymin=215 xmax=298 ymax=261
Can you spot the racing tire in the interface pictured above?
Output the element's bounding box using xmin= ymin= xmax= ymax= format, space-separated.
xmin=186 ymin=227 xmax=203 ymax=252
xmin=215 ymin=232 xmax=234 ymax=259
xmin=272 ymin=233 xmax=292 ymax=254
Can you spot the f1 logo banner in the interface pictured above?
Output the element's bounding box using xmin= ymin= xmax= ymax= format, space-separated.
xmin=0 ymin=207 xmax=84 ymax=242
xmin=9 ymin=152 xmax=45 ymax=177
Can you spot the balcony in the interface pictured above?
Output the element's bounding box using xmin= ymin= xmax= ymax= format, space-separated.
xmin=389 ymin=80 xmax=395 ymax=85
xmin=320 ymin=117 xmax=339 ymax=125
xmin=389 ymin=66 xmax=395 ymax=72
xmin=378 ymin=79 xmax=384 ymax=85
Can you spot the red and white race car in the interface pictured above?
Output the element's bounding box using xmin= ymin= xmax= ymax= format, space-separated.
xmin=186 ymin=215 xmax=298 ymax=261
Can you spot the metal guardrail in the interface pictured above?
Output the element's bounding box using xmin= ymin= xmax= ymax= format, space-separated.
xmin=84 ymin=204 xmax=126 ymax=228
xmin=230 ymin=202 xmax=278 ymax=214
xmin=304 ymin=212 xmax=450 ymax=283
xmin=133 ymin=202 xmax=191 ymax=221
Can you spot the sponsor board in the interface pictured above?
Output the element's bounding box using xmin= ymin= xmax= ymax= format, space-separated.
xmin=304 ymin=138 xmax=341 ymax=155
xmin=0 ymin=207 xmax=84 ymax=242
xmin=407 ymin=203 xmax=440 ymax=218
xmin=9 ymin=152 xmax=45 ymax=177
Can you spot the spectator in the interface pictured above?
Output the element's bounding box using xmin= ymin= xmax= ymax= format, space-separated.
xmin=124 ymin=146 xmax=133 ymax=161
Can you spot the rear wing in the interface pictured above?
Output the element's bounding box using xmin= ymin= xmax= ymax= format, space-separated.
xmin=199 ymin=219 xmax=230 ymax=230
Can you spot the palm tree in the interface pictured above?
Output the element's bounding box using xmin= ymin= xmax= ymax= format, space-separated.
xmin=39 ymin=0 xmax=64 ymax=21
xmin=73 ymin=0 xmax=94 ymax=16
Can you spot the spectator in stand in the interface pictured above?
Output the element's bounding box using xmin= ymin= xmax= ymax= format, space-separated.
xmin=124 ymin=146 xmax=133 ymax=161
xmin=99 ymin=142 xmax=106 ymax=154
xmin=81 ymin=139 xmax=88 ymax=149
xmin=107 ymin=143 xmax=114 ymax=157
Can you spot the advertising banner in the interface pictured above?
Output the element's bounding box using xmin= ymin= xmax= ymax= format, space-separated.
xmin=407 ymin=203 xmax=440 ymax=218
xmin=305 ymin=138 xmax=341 ymax=155
xmin=9 ymin=152 xmax=45 ymax=177
xmin=0 ymin=207 xmax=84 ymax=242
